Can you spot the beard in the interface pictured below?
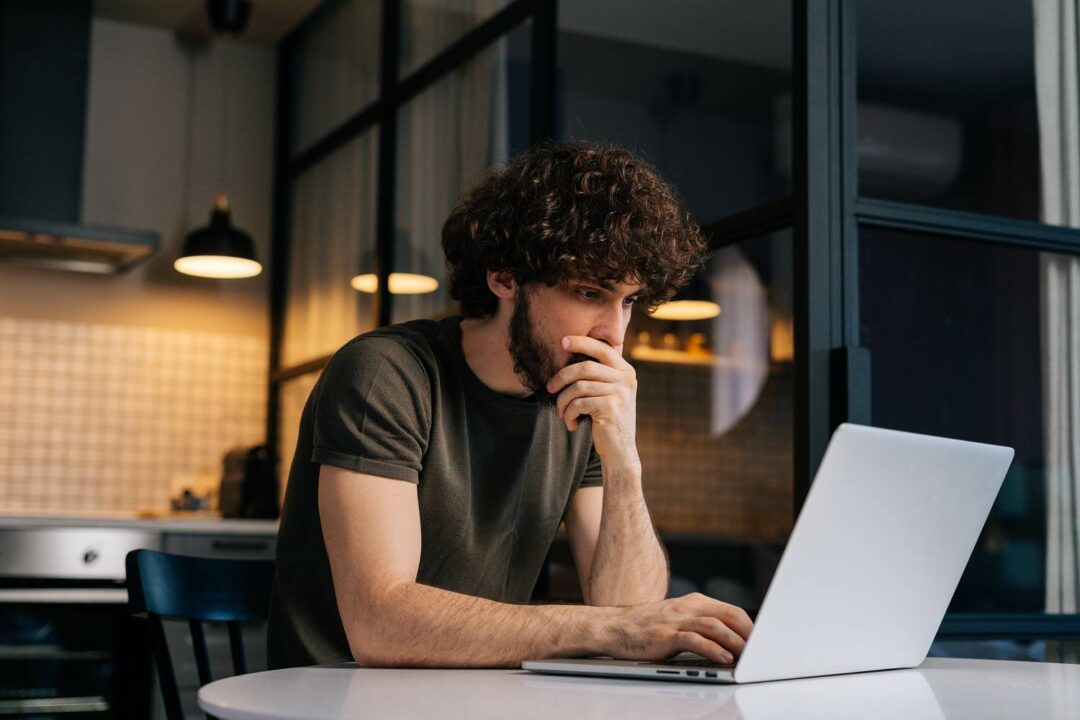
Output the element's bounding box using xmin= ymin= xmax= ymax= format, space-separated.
xmin=508 ymin=287 xmax=589 ymax=408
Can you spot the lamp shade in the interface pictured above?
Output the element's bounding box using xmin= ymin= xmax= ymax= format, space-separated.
xmin=351 ymin=234 xmax=438 ymax=295
xmin=650 ymin=268 xmax=720 ymax=320
xmin=175 ymin=194 xmax=261 ymax=279
xmin=351 ymin=272 xmax=439 ymax=294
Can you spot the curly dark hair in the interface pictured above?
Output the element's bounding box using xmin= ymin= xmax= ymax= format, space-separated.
xmin=441 ymin=142 xmax=707 ymax=318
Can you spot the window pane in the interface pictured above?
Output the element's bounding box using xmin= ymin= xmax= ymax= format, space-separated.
xmin=858 ymin=226 xmax=1080 ymax=613
xmin=289 ymin=0 xmax=381 ymax=156
xmin=392 ymin=26 xmax=530 ymax=324
xmin=284 ymin=131 xmax=378 ymax=367
xmin=855 ymin=0 xmax=1041 ymax=222
xmin=628 ymin=228 xmax=794 ymax=610
xmin=400 ymin=0 xmax=509 ymax=77
xmin=558 ymin=0 xmax=791 ymax=223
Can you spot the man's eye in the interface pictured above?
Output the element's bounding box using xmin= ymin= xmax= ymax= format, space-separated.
xmin=578 ymin=289 xmax=601 ymax=300
xmin=624 ymin=296 xmax=639 ymax=306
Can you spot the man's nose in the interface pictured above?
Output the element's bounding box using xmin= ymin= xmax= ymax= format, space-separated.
xmin=590 ymin=303 xmax=630 ymax=350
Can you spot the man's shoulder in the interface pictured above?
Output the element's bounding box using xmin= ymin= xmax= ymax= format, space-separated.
xmin=328 ymin=316 xmax=459 ymax=376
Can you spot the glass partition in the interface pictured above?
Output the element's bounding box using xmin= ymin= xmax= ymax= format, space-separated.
xmin=557 ymin=0 xmax=792 ymax=224
xmin=628 ymin=229 xmax=794 ymax=607
xmin=283 ymin=131 xmax=379 ymax=367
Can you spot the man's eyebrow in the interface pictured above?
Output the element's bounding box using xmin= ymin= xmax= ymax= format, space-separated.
xmin=586 ymin=279 xmax=641 ymax=292
xmin=576 ymin=279 xmax=645 ymax=297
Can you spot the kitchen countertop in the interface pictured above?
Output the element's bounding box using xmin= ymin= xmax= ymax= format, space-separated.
xmin=0 ymin=511 xmax=278 ymax=534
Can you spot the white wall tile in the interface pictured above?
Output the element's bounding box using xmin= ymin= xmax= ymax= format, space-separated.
xmin=0 ymin=318 xmax=267 ymax=514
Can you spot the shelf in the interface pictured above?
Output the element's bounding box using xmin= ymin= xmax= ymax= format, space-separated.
xmin=629 ymin=346 xmax=757 ymax=368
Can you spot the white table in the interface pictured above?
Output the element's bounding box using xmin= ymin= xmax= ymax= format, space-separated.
xmin=199 ymin=657 xmax=1080 ymax=719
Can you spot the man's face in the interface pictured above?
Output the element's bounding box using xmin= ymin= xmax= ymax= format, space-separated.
xmin=507 ymin=278 xmax=644 ymax=406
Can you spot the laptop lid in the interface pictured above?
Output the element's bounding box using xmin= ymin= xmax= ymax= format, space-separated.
xmin=733 ymin=423 xmax=1013 ymax=683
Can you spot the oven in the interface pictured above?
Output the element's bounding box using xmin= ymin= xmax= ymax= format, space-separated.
xmin=0 ymin=527 xmax=159 ymax=717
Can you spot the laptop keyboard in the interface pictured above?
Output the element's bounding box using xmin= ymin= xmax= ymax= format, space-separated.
xmin=653 ymin=657 xmax=736 ymax=669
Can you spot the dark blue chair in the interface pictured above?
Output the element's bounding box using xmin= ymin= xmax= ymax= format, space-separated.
xmin=125 ymin=549 xmax=275 ymax=720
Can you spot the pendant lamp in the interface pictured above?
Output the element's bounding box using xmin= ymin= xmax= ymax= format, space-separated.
xmin=175 ymin=193 xmax=261 ymax=279
xmin=175 ymin=0 xmax=261 ymax=279
xmin=350 ymin=232 xmax=439 ymax=295
xmin=649 ymin=268 xmax=720 ymax=321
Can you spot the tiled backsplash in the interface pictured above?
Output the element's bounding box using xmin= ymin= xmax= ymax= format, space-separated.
xmin=0 ymin=318 xmax=267 ymax=514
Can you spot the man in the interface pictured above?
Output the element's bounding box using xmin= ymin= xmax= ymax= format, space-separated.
xmin=267 ymin=142 xmax=753 ymax=669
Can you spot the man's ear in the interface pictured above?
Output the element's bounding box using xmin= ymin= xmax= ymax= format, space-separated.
xmin=486 ymin=270 xmax=517 ymax=300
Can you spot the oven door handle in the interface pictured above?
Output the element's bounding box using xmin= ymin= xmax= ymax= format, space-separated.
xmin=0 ymin=588 xmax=129 ymax=604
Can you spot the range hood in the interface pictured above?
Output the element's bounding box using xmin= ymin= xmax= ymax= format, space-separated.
xmin=0 ymin=0 xmax=159 ymax=274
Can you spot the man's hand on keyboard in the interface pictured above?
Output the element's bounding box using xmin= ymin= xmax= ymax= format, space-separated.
xmin=603 ymin=593 xmax=753 ymax=666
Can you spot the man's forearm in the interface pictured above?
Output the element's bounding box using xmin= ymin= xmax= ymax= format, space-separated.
xmin=588 ymin=464 xmax=669 ymax=606
xmin=349 ymin=580 xmax=619 ymax=667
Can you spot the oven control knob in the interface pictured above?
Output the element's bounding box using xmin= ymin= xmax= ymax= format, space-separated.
xmin=83 ymin=549 xmax=99 ymax=565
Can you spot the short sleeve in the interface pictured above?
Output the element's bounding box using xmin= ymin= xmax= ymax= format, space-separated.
xmin=310 ymin=338 xmax=431 ymax=484
xmin=579 ymin=443 xmax=603 ymax=488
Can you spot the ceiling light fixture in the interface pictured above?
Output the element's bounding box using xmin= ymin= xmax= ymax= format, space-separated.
xmin=175 ymin=0 xmax=261 ymax=280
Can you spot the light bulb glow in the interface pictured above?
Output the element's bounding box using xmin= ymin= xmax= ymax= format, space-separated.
xmin=174 ymin=255 xmax=262 ymax=279
xmin=351 ymin=272 xmax=439 ymax=294
xmin=649 ymin=300 xmax=721 ymax=321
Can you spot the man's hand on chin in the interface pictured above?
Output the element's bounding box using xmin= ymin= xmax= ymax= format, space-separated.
xmin=546 ymin=335 xmax=640 ymax=470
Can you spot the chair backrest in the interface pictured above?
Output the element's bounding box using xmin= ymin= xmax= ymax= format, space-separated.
xmin=126 ymin=549 xmax=275 ymax=720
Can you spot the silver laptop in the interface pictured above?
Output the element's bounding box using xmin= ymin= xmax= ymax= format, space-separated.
xmin=523 ymin=423 xmax=1014 ymax=684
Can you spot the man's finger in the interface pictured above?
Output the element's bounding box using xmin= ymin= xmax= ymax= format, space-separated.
xmin=673 ymin=631 xmax=734 ymax=665
xmin=547 ymin=360 xmax=621 ymax=394
xmin=687 ymin=596 xmax=754 ymax=640
xmin=562 ymin=335 xmax=628 ymax=369
xmin=713 ymin=604 xmax=754 ymax=640
xmin=563 ymin=396 xmax=602 ymax=431
xmin=685 ymin=616 xmax=747 ymax=657
xmin=555 ymin=380 xmax=613 ymax=419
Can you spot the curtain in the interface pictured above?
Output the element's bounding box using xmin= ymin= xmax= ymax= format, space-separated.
xmin=1034 ymin=0 xmax=1080 ymax=625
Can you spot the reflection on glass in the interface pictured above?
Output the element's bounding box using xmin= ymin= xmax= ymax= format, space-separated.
xmin=350 ymin=272 xmax=440 ymax=295
xmin=627 ymin=230 xmax=794 ymax=544
xmin=558 ymin=0 xmax=791 ymax=223
xmin=289 ymin=0 xmax=381 ymax=156
xmin=400 ymin=0 xmax=509 ymax=77
xmin=855 ymin=0 xmax=1040 ymax=221
xmin=393 ymin=25 xmax=530 ymax=324
xmin=278 ymin=371 xmax=321 ymax=504
xmin=857 ymin=227 xmax=1080 ymax=613
xmin=283 ymin=131 xmax=378 ymax=367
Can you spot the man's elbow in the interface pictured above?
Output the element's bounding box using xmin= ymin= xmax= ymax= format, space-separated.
xmin=343 ymin=582 xmax=411 ymax=666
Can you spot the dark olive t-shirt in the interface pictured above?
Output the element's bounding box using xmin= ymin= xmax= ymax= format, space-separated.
xmin=267 ymin=316 xmax=602 ymax=668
